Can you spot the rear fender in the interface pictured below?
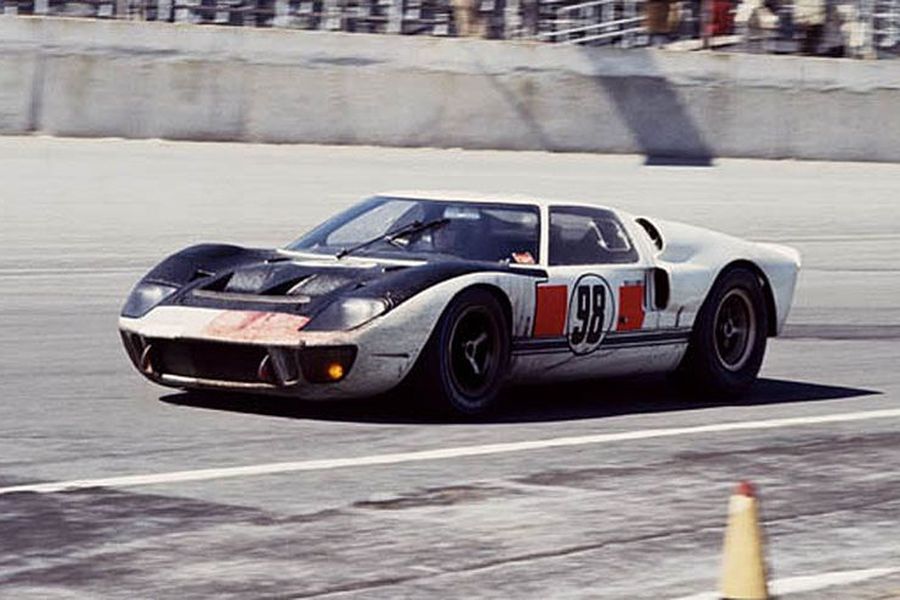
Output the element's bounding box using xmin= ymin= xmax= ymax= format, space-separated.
xmin=649 ymin=220 xmax=800 ymax=335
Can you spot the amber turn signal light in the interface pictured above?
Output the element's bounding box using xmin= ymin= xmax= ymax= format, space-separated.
xmin=299 ymin=346 xmax=356 ymax=383
xmin=326 ymin=363 xmax=345 ymax=381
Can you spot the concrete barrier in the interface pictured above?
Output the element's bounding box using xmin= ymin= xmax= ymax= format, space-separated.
xmin=2 ymin=16 xmax=900 ymax=161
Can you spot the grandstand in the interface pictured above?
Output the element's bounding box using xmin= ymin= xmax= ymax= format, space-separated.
xmin=0 ymin=0 xmax=896 ymax=56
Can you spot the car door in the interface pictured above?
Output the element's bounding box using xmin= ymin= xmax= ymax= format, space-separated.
xmin=513 ymin=205 xmax=682 ymax=381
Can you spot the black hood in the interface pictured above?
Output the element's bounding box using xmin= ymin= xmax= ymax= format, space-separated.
xmin=143 ymin=244 xmax=545 ymax=324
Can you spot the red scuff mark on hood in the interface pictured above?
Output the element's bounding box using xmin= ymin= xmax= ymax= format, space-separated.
xmin=202 ymin=311 xmax=310 ymax=344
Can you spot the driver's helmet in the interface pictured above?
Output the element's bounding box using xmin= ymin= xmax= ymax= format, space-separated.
xmin=433 ymin=212 xmax=485 ymax=257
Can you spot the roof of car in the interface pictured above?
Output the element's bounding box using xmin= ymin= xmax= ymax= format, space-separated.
xmin=378 ymin=190 xmax=615 ymax=212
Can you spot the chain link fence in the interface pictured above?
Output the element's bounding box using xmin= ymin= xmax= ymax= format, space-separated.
xmin=1 ymin=0 xmax=896 ymax=57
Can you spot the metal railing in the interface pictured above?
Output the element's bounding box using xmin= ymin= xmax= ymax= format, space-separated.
xmin=537 ymin=0 xmax=646 ymax=46
xmin=873 ymin=0 xmax=899 ymax=49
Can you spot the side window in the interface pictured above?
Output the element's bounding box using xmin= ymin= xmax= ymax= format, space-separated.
xmin=549 ymin=207 xmax=639 ymax=266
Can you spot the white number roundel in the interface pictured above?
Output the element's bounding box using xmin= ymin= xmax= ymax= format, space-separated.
xmin=566 ymin=274 xmax=616 ymax=355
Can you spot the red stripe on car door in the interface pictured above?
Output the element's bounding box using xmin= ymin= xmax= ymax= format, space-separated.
xmin=533 ymin=284 xmax=568 ymax=337
xmin=617 ymin=283 xmax=645 ymax=331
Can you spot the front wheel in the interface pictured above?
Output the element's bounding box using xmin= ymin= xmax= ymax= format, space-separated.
xmin=677 ymin=268 xmax=768 ymax=396
xmin=412 ymin=288 xmax=510 ymax=416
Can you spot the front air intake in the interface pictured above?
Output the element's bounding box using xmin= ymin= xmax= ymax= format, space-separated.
xmin=147 ymin=338 xmax=270 ymax=383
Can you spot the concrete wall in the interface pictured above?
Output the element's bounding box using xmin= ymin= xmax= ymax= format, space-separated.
xmin=2 ymin=16 xmax=900 ymax=161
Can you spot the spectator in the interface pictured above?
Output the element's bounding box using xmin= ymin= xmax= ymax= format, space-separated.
xmin=821 ymin=1 xmax=869 ymax=57
xmin=793 ymin=0 xmax=827 ymax=54
xmin=836 ymin=2 xmax=873 ymax=57
xmin=452 ymin=0 xmax=485 ymax=36
xmin=735 ymin=0 xmax=779 ymax=51
xmin=645 ymin=0 xmax=674 ymax=45
xmin=521 ymin=0 xmax=539 ymax=36
xmin=711 ymin=0 xmax=735 ymax=34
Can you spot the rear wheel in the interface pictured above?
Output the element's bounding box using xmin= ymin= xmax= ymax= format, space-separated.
xmin=412 ymin=288 xmax=510 ymax=416
xmin=677 ymin=268 xmax=768 ymax=396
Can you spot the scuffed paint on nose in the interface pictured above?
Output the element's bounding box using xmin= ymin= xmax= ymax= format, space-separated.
xmin=202 ymin=310 xmax=311 ymax=344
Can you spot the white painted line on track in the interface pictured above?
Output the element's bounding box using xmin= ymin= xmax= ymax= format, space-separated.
xmin=671 ymin=566 xmax=900 ymax=600
xmin=2 ymin=407 xmax=900 ymax=496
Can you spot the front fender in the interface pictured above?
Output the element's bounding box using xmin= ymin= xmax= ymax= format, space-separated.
xmin=348 ymin=271 xmax=540 ymax=382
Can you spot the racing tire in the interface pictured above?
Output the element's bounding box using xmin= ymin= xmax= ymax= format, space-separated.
xmin=412 ymin=288 xmax=510 ymax=416
xmin=677 ymin=267 xmax=768 ymax=397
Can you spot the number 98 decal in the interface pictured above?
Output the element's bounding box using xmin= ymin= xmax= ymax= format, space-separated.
xmin=567 ymin=274 xmax=616 ymax=355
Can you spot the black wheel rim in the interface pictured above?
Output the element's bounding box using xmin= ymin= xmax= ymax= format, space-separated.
xmin=713 ymin=288 xmax=757 ymax=372
xmin=446 ymin=306 xmax=499 ymax=401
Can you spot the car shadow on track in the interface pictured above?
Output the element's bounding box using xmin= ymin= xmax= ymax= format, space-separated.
xmin=158 ymin=377 xmax=880 ymax=425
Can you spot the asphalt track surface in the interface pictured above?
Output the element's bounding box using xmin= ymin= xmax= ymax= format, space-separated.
xmin=1 ymin=137 xmax=900 ymax=599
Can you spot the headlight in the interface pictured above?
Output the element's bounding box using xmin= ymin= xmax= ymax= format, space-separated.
xmin=121 ymin=282 xmax=178 ymax=318
xmin=312 ymin=297 xmax=389 ymax=331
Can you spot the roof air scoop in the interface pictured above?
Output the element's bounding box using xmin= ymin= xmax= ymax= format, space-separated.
xmin=636 ymin=217 xmax=664 ymax=251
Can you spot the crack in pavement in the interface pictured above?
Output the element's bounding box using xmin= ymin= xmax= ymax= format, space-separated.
xmin=267 ymin=494 xmax=900 ymax=598
xmin=267 ymin=524 xmax=716 ymax=599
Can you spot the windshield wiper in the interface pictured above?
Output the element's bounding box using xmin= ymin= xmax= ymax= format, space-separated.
xmin=336 ymin=218 xmax=450 ymax=259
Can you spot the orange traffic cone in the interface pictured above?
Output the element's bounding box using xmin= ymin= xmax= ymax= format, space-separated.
xmin=720 ymin=481 xmax=769 ymax=600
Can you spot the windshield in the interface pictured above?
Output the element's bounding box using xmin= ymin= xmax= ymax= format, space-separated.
xmin=288 ymin=196 xmax=541 ymax=264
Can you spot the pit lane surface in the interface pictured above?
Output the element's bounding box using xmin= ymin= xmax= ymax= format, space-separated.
xmin=1 ymin=137 xmax=899 ymax=599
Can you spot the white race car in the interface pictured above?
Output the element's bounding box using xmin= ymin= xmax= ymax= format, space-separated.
xmin=120 ymin=191 xmax=801 ymax=415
